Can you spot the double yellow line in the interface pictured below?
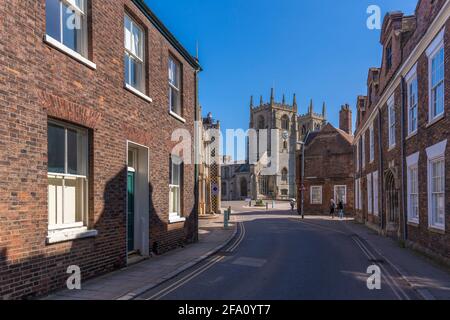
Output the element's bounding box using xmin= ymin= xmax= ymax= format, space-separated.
xmin=147 ymin=222 xmax=246 ymax=300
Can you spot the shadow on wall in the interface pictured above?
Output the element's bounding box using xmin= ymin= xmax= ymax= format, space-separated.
xmin=0 ymin=165 xmax=198 ymax=300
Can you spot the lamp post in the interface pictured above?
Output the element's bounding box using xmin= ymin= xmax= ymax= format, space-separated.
xmin=297 ymin=140 xmax=305 ymax=219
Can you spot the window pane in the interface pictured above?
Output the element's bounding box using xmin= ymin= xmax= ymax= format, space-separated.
xmin=63 ymin=177 xmax=85 ymax=224
xmin=170 ymin=87 xmax=181 ymax=114
xmin=46 ymin=0 xmax=61 ymax=40
xmin=48 ymin=123 xmax=65 ymax=173
xmin=48 ymin=176 xmax=63 ymax=226
xmin=62 ymin=3 xmax=84 ymax=55
xmin=67 ymin=128 xmax=86 ymax=175
xmin=129 ymin=57 xmax=143 ymax=91
xmin=132 ymin=24 xmax=143 ymax=59
xmin=125 ymin=15 xmax=132 ymax=52
xmin=172 ymin=162 xmax=180 ymax=186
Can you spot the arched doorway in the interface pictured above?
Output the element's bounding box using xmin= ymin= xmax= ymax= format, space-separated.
xmin=385 ymin=169 xmax=399 ymax=236
xmin=240 ymin=178 xmax=248 ymax=198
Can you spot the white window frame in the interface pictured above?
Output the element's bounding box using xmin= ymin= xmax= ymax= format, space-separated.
xmin=356 ymin=139 xmax=360 ymax=172
xmin=406 ymin=64 xmax=418 ymax=136
xmin=169 ymin=56 xmax=184 ymax=121
xmin=124 ymin=14 xmax=148 ymax=99
xmin=169 ymin=155 xmax=184 ymax=223
xmin=44 ymin=0 xmax=96 ymax=69
xmin=362 ymin=132 xmax=366 ymax=169
xmin=426 ymin=140 xmax=447 ymax=230
xmin=406 ymin=152 xmax=420 ymax=224
xmin=388 ymin=94 xmax=396 ymax=149
xmin=355 ymin=179 xmax=361 ymax=210
xmin=367 ymin=173 xmax=373 ymax=214
xmin=310 ymin=186 xmax=323 ymax=205
xmin=426 ymin=28 xmax=445 ymax=124
xmin=369 ymin=124 xmax=374 ymax=163
xmin=47 ymin=120 xmax=89 ymax=232
xmin=373 ymin=171 xmax=379 ymax=216
xmin=334 ymin=185 xmax=347 ymax=205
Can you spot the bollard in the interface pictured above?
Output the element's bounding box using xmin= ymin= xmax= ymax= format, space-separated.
xmin=224 ymin=207 xmax=231 ymax=229
xmin=272 ymin=200 xmax=275 ymax=209
xmin=266 ymin=203 xmax=268 ymax=211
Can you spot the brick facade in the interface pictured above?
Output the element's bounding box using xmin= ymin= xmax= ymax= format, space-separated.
xmin=0 ymin=0 xmax=200 ymax=299
xmin=296 ymin=119 xmax=354 ymax=216
xmin=354 ymin=0 xmax=449 ymax=264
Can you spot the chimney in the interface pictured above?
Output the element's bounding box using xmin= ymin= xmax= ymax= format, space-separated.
xmin=339 ymin=104 xmax=352 ymax=135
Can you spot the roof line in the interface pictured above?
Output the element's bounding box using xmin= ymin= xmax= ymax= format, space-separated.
xmin=132 ymin=0 xmax=202 ymax=71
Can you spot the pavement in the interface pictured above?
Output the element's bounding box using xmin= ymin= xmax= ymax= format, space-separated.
xmin=44 ymin=214 xmax=237 ymax=300
xmin=343 ymin=220 xmax=450 ymax=300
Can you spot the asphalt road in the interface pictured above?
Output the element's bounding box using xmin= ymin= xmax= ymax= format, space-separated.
xmin=137 ymin=211 xmax=420 ymax=300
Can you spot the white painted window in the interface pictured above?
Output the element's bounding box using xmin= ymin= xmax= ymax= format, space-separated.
xmin=169 ymin=155 xmax=183 ymax=220
xmin=426 ymin=140 xmax=447 ymax=230
xmin=362 ymin=133 xmax=366 ymax=168
xmin=373 ymin=171 xmax=379 ymax=216
xmin=356 ymin=139 xmax=360 ymax=172
xmin=169 ymin=156 xmax=183 ymax=220
xmin=369 ymin=124 xmax=374 ymax=163
xmin=48 ymin=120 xmax=89 ymax=231
xmin=367 ymin=173 xmax=373 ymax=214
xmin=334 ymin=185 xmax=347 ymax=204
xmin=310 ymin=186 xmax=322 ymax=205
xmin=388 ymin=94 xmax=396 ymax=148
xmin=46 ymin=0 xmax=88 ymax=57
xmin=125 ymin=14 xmax=145 ymax=93
xmin=169 ymin=56 xmax=182 ymax=116
xmin=406 ymin=152 xmax=420 ymax=224
xmin=427 ymin=29 xmax=445 ymax=122
xmin=406 ymin=65 xmax=418 ymax=135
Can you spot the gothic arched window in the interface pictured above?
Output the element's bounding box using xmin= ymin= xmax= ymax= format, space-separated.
xmin=281 ymin=168 xmax=288 ymax=181
xmin=281 ymin=115 xmax=289 ymax=130
xmin=258 ymin=116 xmax=265 ymax=129
xmin=302 ymin=125 xmax=306 ymax=135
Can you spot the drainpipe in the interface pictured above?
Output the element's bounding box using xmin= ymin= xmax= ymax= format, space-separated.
xmin=400 ymin=76 xmax=408 ymax=242
xmin=377 ymin=108 xmax=384 ymax=233
xmin=194 ymin=68 xmax=200 ymax=242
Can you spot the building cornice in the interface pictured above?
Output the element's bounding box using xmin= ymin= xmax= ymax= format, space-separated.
xmin=132 ymin=0 xmax=202 ymax=71
xmin=354 ymin=0 xmax=450 ymax=143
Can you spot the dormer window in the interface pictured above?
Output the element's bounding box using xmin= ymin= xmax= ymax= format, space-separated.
xmin=386 ymin=41 xmax=393 ymax=71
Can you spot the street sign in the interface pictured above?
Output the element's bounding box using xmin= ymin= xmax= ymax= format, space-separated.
xmin=212 ymin=184 xmax=219 ymax=196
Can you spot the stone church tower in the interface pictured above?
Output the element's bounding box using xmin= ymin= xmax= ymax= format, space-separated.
xmin=247 ymin=88 xmax=327 ymax=200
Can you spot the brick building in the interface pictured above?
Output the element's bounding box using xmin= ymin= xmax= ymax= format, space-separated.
xmin=296 ymin=106 xmax=354 ymax=215
xmin=0 ymin=0 xmax=201 ymax=299
xmin=354 ymin=0 xmax=449 ymax=264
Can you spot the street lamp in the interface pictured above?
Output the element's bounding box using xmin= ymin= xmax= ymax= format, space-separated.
xmin=297 ymin=140 xmax=305 ymax=219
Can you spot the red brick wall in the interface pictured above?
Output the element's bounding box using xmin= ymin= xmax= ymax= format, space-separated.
xmin=0 ymin=0 xmax=198 ymax=299
xmin=297 ymin=125 xmax=354 ymax=215
xmin=354 ymin=0 xmax=449 ymax=262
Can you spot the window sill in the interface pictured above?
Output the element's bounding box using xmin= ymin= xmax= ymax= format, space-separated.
xmin=406 ymin=131 xmax=418 ymax=141
xmin=44 ymin=35 xmax=97 ymax=70
xmin=426 ymin=114 xmax=445 ymax=128
xmin=169 ymin=111 xmax=186 ymax=123
xmin=388 ymin=144 xmax=396 ymax=152
xmin=428 ymin=226 xmax=445 ymax=234
xmin=169 ymin=217 xmax=186 ymax=224
xmin=407 ymin=220 xmax=419 ymax=227
xmin=46 ymin=227 xmax=98 ymax=244
xmin=124 ymin=84 xmax=153 ymax=103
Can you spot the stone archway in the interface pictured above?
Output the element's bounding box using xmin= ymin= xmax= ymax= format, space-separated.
xmin=240 ymin=177 xmax=248 ymax=198
xmin=384 ymin=168 xmax=400 ymax=237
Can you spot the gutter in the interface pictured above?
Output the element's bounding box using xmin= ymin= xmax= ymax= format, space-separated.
xmin=132 ymin=0 xmax=202 ymax=71
xmin=400 ymin=77 xmax=408 ymax=242
xmin=377 ymin=108 xmax=384 ymax=232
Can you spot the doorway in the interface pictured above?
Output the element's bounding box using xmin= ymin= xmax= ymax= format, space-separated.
xmin=127 ymin=142 xmax=150 ymax=262
xmin=385 ymin=170 xmax=399 ymax=236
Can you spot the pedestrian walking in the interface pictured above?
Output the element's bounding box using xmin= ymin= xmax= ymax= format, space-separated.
xmin=290 ymin=199 xmax=296 ymax=212
xmin=330 ymin=199 xmax=336 ymax=219
xmin=338 ymin=200 xmax=344 ymax=219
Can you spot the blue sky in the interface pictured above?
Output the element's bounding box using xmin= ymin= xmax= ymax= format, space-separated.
xmin=146 ymin=0 xmax=417 ymax=159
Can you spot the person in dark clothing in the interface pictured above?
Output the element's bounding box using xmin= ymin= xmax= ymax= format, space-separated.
xmin=338 ymin=200 xmax=344 ymax=219
xmin=330 ymin=199 xmax=336 ymax=219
